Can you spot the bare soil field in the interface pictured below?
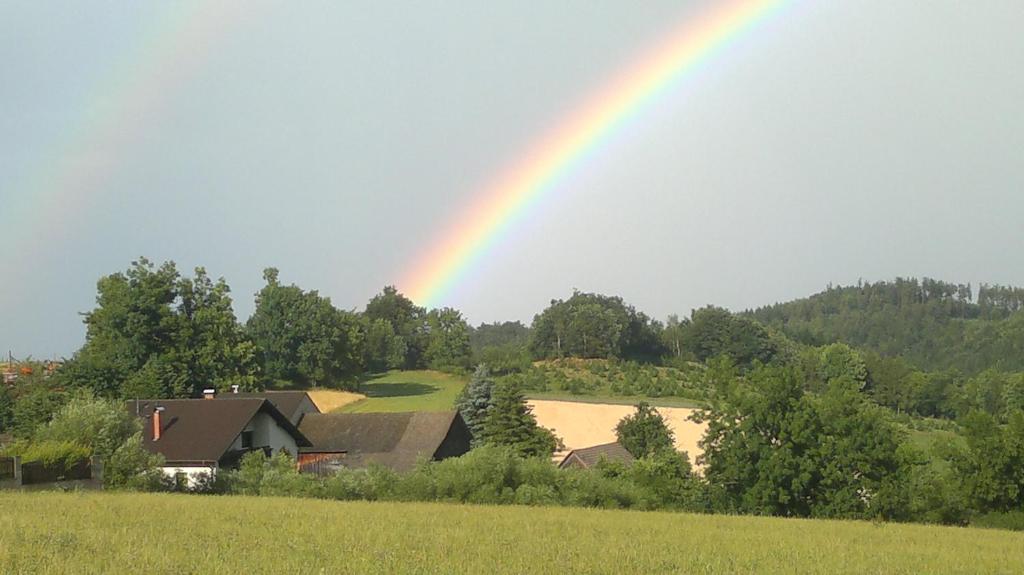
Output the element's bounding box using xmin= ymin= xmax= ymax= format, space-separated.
xmin=528 ymin=399 xmax=707 ymax=463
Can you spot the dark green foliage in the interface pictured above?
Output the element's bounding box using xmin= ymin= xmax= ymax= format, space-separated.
xmin=530 ymin=291 xmax=664 ymax=361
xmin=614 ymin=450 xmax=702 ymax=510
xmin=615 ymin=402 xmax=675 ymax=458
xmin=750 ymin=278 xmax=1024 ymax=374
xmin=456 ymin=365 xmax=495 ymax=444
xmin=9 ymin=394 xmax=164 ymax=489
xmin=469 ymin=321 xmax=531 ymax=353
xmin=951 ymin=410 xmax=1024 ymax=513
xmin=971 ymin=510 xmax=1024 ymax=531
xmin=475 ymin=343 xmax=532 ymax=375
xmin=226 ymin=450 xmax=320 ymax=497
xmin=247 ymin=268 xmax=363 ymax=388
xmin=682 ymin=306 xmax=777 ymax=368
xmin=34 ymin=393 xmax=138 ymax=461
xmin=498 ymin=359 xmax=707 ymax=403
xmin=0 ymin=385 xmax=13 ymax=434
xmin=362 ymin=318 xmax=405 ymax=372
xmin=696 ymin=365 xmax=910 ymax=519
xmin=423 ymin=308 xmax=472 ymax=372
xmin=103 ymin=433 xmax=166 ymax=491
xmin=62 ymin=258 xmax=260 ymax=399
xmin=480 ymin=381 xmax=559 ymax=458
xmin=364 ymin=286 xmax=429 ymax=370
xmin=207 ymin=445 xmax=709 ymax=514
xmin=9 ymin=379 xmax=66 ymax=439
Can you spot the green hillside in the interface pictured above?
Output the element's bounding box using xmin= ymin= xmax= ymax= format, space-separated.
xmin=502 ymin=358 xmax=708 ymax=406
xmin=749 ymin=278 xmax=1024 ymax=373
xmin=341 ymin=370 xmax=467 ymax=412
xmin=2 ymin=492 xmax=1021 ymax=574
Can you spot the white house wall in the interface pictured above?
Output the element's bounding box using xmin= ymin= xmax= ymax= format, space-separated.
xmin=227 ymin=412 xmax=299 ymax=457
xmin=161 ymin=465 xmax=216 ymax=488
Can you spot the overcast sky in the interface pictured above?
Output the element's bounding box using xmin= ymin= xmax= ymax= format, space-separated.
xmin=2 ymin=1 xmax=1023 ymax=358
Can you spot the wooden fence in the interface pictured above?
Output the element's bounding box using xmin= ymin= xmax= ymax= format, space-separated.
xmin=0 ymin=456 xmax=103 ymax=490
xmin=0 ymin=457 xmax=15 ymax=481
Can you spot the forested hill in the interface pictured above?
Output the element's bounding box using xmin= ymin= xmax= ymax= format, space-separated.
xmin=748 ymin=278 xmax=1024 ymax=374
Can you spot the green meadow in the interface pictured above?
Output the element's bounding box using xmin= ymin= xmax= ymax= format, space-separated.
xmin=1 ymin=491 xmax=1022 ymax=574
xmin=341 ymin=370 xmax=468 ymax=412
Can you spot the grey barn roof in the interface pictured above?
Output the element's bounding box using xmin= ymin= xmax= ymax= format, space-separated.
xmin=128 ymin=398 xmax=311 ymax=465
xmin=298 ymin=411 xmax=469 ymax=472
xmin=559 ymin=442 xmax=636 ymax=469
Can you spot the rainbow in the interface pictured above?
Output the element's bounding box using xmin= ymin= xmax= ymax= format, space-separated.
xmin=400 ymin=0 xmax=789 ymax=308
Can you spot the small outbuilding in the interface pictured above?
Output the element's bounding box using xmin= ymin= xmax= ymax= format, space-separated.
xmin=558 ymin=442 xmax=635 ymax=470
xmin=297 ymin=411 xmax=472 ymax=472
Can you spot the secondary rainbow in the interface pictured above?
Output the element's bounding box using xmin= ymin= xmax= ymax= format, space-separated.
xmin=1 ymin=2 xmax=248 ymax=309
xmin=400 ymin=0 xmax=788 ymax=307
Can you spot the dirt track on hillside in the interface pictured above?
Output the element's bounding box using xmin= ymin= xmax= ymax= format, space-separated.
xmin=527 ymin=400 xmax=707 ymax=464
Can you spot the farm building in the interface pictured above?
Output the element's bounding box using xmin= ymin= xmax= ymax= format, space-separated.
xmin=128 ymin=398 xmax=311 ymax=486
xmin=297 ymin=411 xmax=472 ymax=472
xmin=213 ymin=390 xmax=320 ymax=425
xmin=558 ymin=442 xmax=635 ymax=470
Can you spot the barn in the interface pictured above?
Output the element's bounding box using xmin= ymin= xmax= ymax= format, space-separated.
xmin=297 ymin=411 xmax=472 ymax=473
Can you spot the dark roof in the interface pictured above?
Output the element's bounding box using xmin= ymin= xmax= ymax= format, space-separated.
xmin=559 ymin=442 xmax=635 ymax=469
xmin=127 ymin=398 xmax=311 ymax=464
xmin=215 ymin=391 xmax=318 ymax=422
xmin=298 ymin=411 xmax=466 ymax=472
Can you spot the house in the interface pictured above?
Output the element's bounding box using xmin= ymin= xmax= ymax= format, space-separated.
xmin=214 ymin=390 xmax=320 ymax=425
xmin=128 ymin=398 xmax=311 ymax=486
xmin=297 ymin=411 xmax=472 ymax=472
xmin=558 ymin=442 xmax=635 ymax=470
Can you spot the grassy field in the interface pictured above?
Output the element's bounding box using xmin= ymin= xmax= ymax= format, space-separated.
xmin=340 ymin=370 xmax=467 ymax=413
xmin=1 ymin=492 xmax=1022 ymax=574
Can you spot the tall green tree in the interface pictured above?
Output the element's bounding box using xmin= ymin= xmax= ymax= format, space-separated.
xmin=175 ymin=267 xmax=260 ymax=392
xmin=423 ymin=308 xmax=472 ymax=372
xmin=615 ymin=402 xmax=675 ymax=458
xmin=61 ymin=258 xmax=260 ymax=399
xmin=951 ymin=409 xmax=1024 ymax=512
xmin=247 ymin=268 xmax=363 ymax=388
xmin=480 ymin=381 xmax=559 ymax=458
xmin=683 ymin=306 xmax=777 ymax=368
xmin=696 ymin=365 xmax=910 ymax=519
xmin=456 ymin=365 xmax=495 ymax=445
xmin=362 ymin=318 xmax=405 ymax=372
xmin=364 ymin=286 xmax=428 ymax=369
xmin=530 ymin=291 xmax=663 ymax=361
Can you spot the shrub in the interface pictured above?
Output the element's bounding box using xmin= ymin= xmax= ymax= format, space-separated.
xmin=972 ymin=511 xmax=1024 ymax=531
xmin=104 ymin=433 xmax=165 ymax=491
xmin=3 ymin=439 xmax=90 ymax=472
xmin=35 ymin=394 xmax=139 ymax=461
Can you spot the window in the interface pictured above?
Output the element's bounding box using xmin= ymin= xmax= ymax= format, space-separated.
xmin=241 ymin=430 xmax=254 ymax=449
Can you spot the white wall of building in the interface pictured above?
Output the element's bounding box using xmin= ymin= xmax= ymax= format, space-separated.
xmin=161 ymin=465 xmax=216 ymax=488
xmin=226 ymin=412 xmax=299 ymax=457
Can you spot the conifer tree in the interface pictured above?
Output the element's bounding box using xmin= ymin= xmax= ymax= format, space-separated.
xmin=456 ymin=364 xmax=495 ymax=445
xmin=480 ymin=381 xmax=558 ymax=458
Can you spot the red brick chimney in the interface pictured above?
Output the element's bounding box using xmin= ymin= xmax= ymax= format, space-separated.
xmin=203 ymin=388 xmax=216 ymax=400
xmin=153 ymin=406 xmax=165 ymax=441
